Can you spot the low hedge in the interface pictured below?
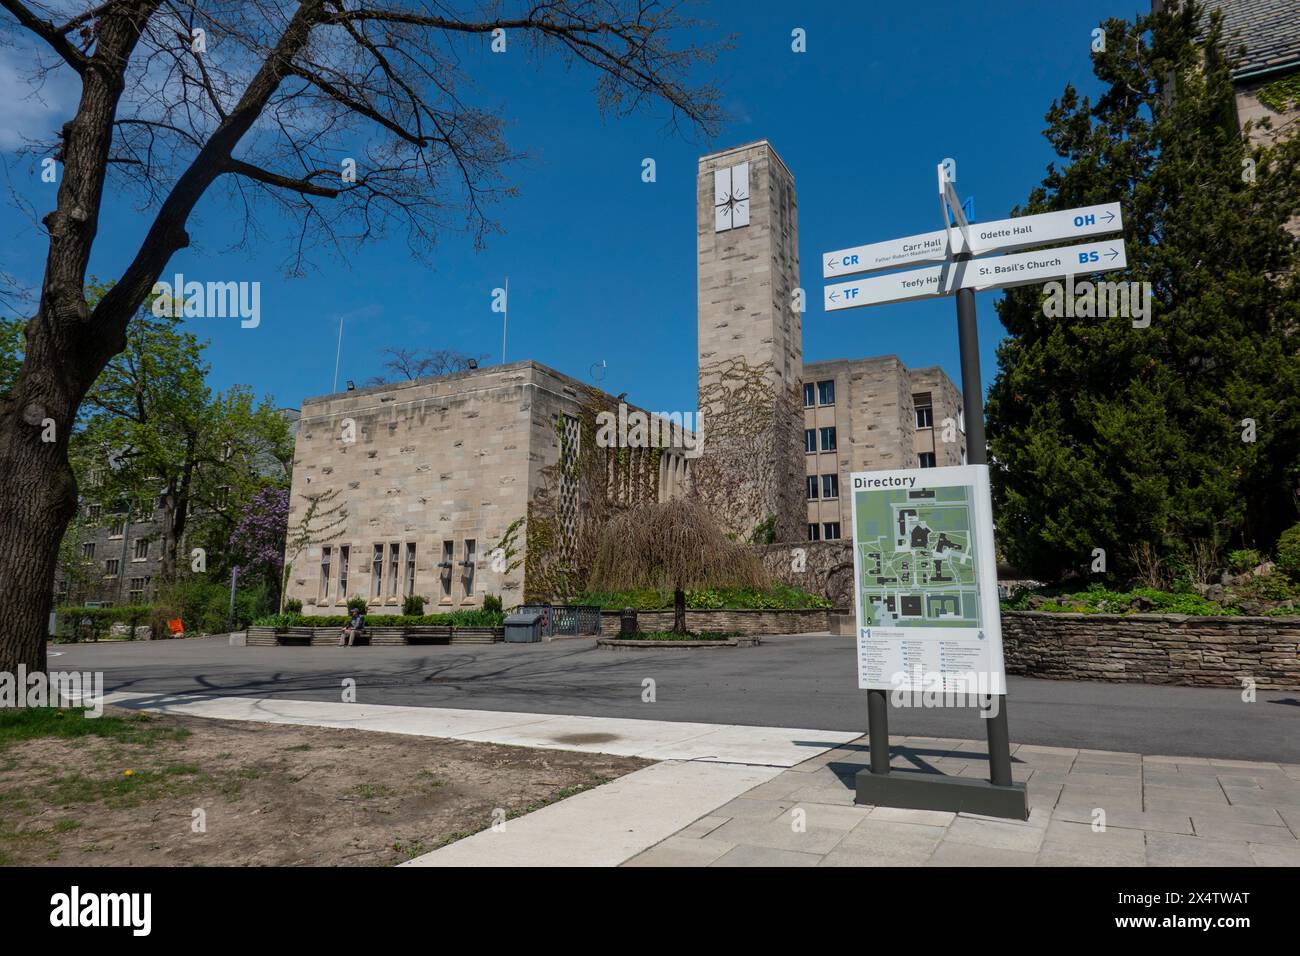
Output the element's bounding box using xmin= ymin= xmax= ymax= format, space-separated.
xmin=252 ymin=609 xmax=505 ymax=629
xmin=1001 ymin=586 xmax=1235 ymax=616
xmin=578 ymin=584 xmax=833 ymax=611
xmin=54 ymin=605 xmax=155 ymax=641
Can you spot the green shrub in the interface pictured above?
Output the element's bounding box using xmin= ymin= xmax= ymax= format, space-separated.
xmin=482 ymin=594 xmax=502 ymax=614
xmin=346 ymin=595 xmax=367 ymax=615
xmin=54 ymin=605 xmax=154 ymax=641
xmin=401 ymin=594 xmax=426 ymax=616
xmin=1000 ymin=584 xmax=1234 ymax=616
xmin=578 ymin=585 xmax=832 ymax=611
xmin=1276 ymin=523 xmax=1300 ymax=581
xmin=1227 ymin=549 xmax=1262 ymax=574
xmin=285 ymin=598 xmax=304 ymax=614
xmin=251 ymin=608 xmax=505 ymax=628
xmin=1243 ymin=572 xmax=1300 ymax=602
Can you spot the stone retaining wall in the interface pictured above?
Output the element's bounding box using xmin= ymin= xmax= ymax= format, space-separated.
xmin=1002 ymin=611 xmax=1300 ymax=689
xmin=755 ymin=540 xmax=854 ymax=609
xmin=599 ymin=608 xmax=834 ymax=636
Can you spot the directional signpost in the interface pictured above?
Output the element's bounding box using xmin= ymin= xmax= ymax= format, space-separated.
xmin=825 ymin=240 xmax=1127 ymax=310
xmin=822 ymin=201 xmax=1122 ymax=278
xmin=827 ymin=166 xmax=1127 ymax=820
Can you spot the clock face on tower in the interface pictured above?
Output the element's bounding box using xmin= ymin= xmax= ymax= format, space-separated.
xmin=713 ymin=161 xmax=750 ymax=231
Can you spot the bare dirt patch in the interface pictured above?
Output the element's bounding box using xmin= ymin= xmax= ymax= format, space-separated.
xmin=0 ymin=707 xmax=649 ymax=866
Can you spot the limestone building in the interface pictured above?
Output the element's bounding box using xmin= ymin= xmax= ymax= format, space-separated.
xmin=695 ymin=141 xmax=805 ymax=542
xmin=802 ymin=358 xmax=965 ymax=542
xmin=282 ymin=362 xmax=693 ymax=614
xmin=282 ymin=141 xmax=962 ymax=616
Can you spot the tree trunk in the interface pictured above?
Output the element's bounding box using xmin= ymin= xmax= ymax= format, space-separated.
xmin=672 ymin=588 xmax=687 ymax=634
xmin=0 ymin=409 xmax=79 ymax=672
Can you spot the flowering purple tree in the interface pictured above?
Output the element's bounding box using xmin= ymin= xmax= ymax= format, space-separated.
xmin=228 ymin=488 xmax=289 ymax=603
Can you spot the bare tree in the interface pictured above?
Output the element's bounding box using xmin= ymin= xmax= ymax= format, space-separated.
xmin=364 ymin=346 xmax=486 ymax=385
xmin=0 ymin=0 xmax=724 ymax=670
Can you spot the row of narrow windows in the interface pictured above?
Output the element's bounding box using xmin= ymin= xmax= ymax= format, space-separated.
xmin=318 ymin=540 xmax=477 ymax=604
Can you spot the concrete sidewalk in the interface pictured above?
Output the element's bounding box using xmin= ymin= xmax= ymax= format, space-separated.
xmin=624 ymin=736 xmax=1300 ymax=867
xmin=105 ymin=693 xmax=1300 ymax=866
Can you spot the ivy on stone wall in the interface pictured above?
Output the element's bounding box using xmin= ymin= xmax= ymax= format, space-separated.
xmin=1258 ymin=74 xmax=1300 ymax=113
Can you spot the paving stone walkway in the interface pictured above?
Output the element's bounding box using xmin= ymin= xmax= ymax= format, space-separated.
xmin=623 ymin=735 xmax=1300 ymax=867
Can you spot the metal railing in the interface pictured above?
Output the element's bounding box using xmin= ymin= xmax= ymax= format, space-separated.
xmin=517 ymin=604 xmax=602 ymax=636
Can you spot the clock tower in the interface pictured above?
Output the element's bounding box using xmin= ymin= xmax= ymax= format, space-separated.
xmin=695 ymin=141 xmax=804 ymax=543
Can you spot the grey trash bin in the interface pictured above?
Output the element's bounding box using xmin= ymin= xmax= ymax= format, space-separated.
xmin=503 ymin=611 xmax=543 ymax=643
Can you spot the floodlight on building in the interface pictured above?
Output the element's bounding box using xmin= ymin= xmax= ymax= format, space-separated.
xmin=467 ymin=359 xmax=478 ymax=370
xmin=346 ymin=380 xmax=355 ymax=391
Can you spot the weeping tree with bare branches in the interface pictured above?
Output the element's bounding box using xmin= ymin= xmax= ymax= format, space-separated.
xmin=587 ymin=498 xmax=768 ymax=634
xmin=0 ymin=0 xmax=725 ymax=671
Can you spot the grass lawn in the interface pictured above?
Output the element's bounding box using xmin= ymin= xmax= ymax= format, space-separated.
xmin=0 ymin=707 xmax=649 ymax=866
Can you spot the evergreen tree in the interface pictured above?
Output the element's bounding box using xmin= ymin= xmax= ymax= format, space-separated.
xmin=986 ymin=1 xmax=1300 ymax=585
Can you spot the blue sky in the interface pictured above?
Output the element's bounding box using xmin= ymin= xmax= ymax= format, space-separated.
xmin=0 ymin=0 xmax=1130 ymax=413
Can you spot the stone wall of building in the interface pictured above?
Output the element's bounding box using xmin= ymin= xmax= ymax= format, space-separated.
xmin=696 ymin=141 xmax=804 ymax=542
xmin=285 ymin=363 xmax=548 ymax=615
xmin=756 ymin=539 xmax=854 ymax=610
xmin=909 ymin=365 xmax=966 ymax=467
xmin=802 ymin=356 xmax=962 ymax=538
xmin=1002 ymin=611 xmax=1300 ymax=689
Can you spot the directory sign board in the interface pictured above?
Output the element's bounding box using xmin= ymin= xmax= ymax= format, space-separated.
xmin=849 ymin=465 xmax=1006 ymax=695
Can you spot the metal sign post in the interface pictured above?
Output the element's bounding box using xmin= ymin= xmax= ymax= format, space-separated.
xmin=826 ymin=166 xmax=1126 ymax=819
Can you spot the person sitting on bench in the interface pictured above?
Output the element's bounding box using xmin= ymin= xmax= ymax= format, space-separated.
xmin=339 ymin=608 xmax=366 ymax=647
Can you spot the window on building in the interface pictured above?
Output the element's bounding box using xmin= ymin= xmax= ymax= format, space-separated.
xmin=807 ymin=523 xmax=820 ymax=542
xmin=806 ymin=475 xmax=818 ymax=500
xmin=405 ymin=543 xmax=417 ymax=597
xmin=817 ymin=380 xmax=835 ymax=406
xmin=320 ymin=546 xmax=332 ymax=602
xmin=216 ymin=486 xmax=230 ymax=508
xmin=131 ymin=501 xmax=151 ymax=523
xmin=82 ymin=542 xmax=96 ymax=560
xmin=440 ymin=541 xmax=453 ymax=597
xmin=803 ymin=383 xmax=815 ymax=407
xmin=804 ymin=429 xmax=817 ymax=454
xmin=133 ymin=538 xmax=149 ymax=561
xmin=371 ymin=544 xmax=384 ymax=598
xmin=105 ymin=558 xmax=120 ymax=577
xmin=823 ymin=522 xmax=841 ymax=541
xmin=916 ymin=404 xmax=934 ymax=428
xmin=128 ymin=577 xmax=148 ymax=603
xmin=338 ymin=545 xmax=350 ymax=600
xmin=463 ymin=539 xmax=476 ymax=597
xmin=919 ymin=452 xmax=936 ymax=468
xmin=388 ymin=543 xmax=400 ymax=598
xmin=819 ymin=427 xmax=837 ymax=452
xmin=822 ymin=474 xmax=839 ymax=499
xmin=108 ymin=519 xmax=125 ymax=538
xmin=88 ymin=504 xmax=102 ymax=521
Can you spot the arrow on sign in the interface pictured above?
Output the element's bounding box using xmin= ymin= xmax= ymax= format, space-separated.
xmin=823 ymin=240 xmax=1129 ymax=311
xmin=822 ymin=202 xmax=1123 ymax=279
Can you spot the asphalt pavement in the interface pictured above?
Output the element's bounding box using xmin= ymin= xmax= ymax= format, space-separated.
xmin=49 ymin=633 xmax=1300 ymax=763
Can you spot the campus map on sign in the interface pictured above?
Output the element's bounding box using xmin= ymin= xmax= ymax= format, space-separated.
xmin=850 ymin=465 xmax=1006 ymax=694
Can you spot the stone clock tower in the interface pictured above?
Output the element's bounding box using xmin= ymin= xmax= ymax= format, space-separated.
xmin=695 ymin=141 xmax=805 ymax=543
